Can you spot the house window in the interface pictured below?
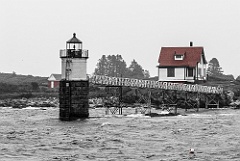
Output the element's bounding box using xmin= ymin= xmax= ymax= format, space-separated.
xmin=187 ymin=68 xmax=194 ymax=77
xmin=175 ymin=55 xmax=182 ymax=58
xmin=174 ymin=54 xmax=184 ymax=60
xmin=167 ymin=68 xmax=175 ymax=77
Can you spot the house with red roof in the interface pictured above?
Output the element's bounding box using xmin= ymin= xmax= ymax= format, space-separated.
xmin=47 ymin=74 xmax=62 ymax=89
xmin=157 ymin=43 xmax=207 ymax=83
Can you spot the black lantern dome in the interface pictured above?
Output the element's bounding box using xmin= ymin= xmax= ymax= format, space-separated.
xmin=65 ymin=33 xmax=88 ymax=58
xmin=67 ymin=33 xmax=82 ymax=44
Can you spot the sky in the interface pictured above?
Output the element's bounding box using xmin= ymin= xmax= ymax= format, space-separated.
xmin=1 ymin=0 xmax=240 ymax=78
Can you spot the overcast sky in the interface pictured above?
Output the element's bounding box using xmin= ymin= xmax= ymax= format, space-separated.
xmin=1 ymin=0 xmax=240 ymax=78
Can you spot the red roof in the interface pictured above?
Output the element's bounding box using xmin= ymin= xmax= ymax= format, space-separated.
xmin=158 ymin=47 xmax=207 ymax=67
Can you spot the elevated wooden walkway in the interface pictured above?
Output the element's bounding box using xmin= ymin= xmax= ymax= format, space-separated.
xmin=89 ymin=75 xmax=223 ymax=94
xmin=88 ymin=75 xmax=223 ymax=115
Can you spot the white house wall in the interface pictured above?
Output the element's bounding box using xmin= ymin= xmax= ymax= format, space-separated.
xmin=158 ymin=68 xmax=185 ymax=81
xmin=197 ymin=56 xmax=207 ymax=80
xmin=175 ymin=68 xmax=185 ymax=80
xmin=158 ymin=68 xmax=167 ymax=81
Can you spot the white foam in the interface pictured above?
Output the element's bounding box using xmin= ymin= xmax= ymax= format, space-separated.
xmin=24 ymin=106 xmax=40 ymax=110
xmin=126 ymin=114 xmax=150 ymax=118
xmin=219 ymin=113 xmax=236 ymax=116
xmin=100 ymin=122 xmax=111 ymax=126
xmin=0 ymin=107 xmax=12 ymax=109
xmin=159 ymin=111 xmax=170 ymax=115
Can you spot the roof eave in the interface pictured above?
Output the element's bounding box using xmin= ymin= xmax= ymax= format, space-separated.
xmin=157 ymin=65 xmax=191 ymax=68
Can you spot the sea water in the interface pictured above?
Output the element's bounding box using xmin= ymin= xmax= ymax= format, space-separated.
xmin=0 ymin=107 xmax=240 ymax=161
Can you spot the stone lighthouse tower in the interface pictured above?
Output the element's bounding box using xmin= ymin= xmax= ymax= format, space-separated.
xmin=59 ymin=33 xmax=89 ymax=121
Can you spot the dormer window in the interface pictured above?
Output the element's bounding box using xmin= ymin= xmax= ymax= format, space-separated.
xmin=174 ymin=54 xmax=184 ymax=60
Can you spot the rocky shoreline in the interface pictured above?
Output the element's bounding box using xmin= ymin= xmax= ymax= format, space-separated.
xmin=0 ymin=97 xmax=59 ymax=108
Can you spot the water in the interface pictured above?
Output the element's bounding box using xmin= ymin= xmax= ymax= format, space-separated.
xmin=0 ymin=107 xmax=240 ymax=161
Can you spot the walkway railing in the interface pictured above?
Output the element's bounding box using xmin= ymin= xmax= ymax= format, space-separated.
xmin=89 ymin=75 xmax=223 ymax=94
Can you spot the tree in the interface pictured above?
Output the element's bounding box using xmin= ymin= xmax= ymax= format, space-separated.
xmin=31 ymin=82 xmax=39 ymax=91
xmin=94 ymin=55 xmax=108 ymax=75
xmin=94 ymin=55 xmax=127 ymax=77
xmin=207 ymin=58 xmax=223 ymax=76
xmin=126 ymin=59 xmax=148 ymax=79
xmin=94 ymin=55 xmax=151 ymax=79
xmin=143 ymin=70 xmax=150 ymax=79
xmin=115 ymin=55 xmax=127 ymax=77
xmin=0 ymin=83 xmax=19 ymax=93
xmin=12 ymin=71 xmax=16 ymax=76
xmin=236 ymin=75 xmax=240 ymax=82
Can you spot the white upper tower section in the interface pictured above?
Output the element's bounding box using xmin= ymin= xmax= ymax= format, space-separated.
xmin=60 ymin=33 xmax=89 ymax=80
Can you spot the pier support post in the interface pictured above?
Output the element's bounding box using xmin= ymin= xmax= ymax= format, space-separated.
xmin=196 ymin=93 xmax=200 ymax=112
xmin=205 ymin=94 xmax=220 ymax=109
xmin=184 ymin=92 xmax=200 ymax=112
xmin=118 ymin=86 xmax=123 ymax=115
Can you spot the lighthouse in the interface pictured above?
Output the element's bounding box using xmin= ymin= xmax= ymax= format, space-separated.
xmin=59 ymin=33 xmax=89 ymax=121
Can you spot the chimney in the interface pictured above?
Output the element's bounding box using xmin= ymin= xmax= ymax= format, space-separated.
xmin=190 ymin=41 xmax=193 ymax=47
